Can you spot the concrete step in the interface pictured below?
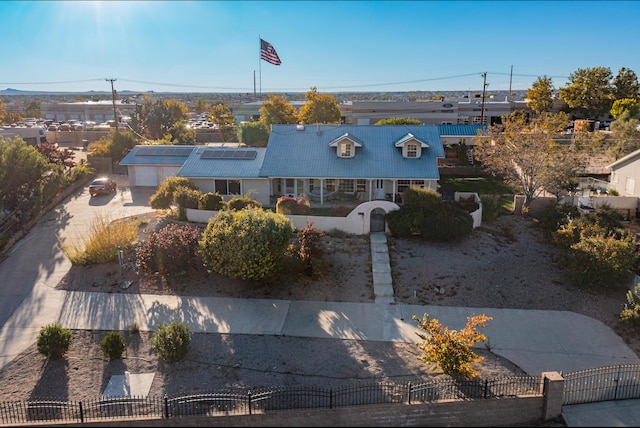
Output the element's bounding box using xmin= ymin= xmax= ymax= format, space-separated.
xmin=372 ymin=251 xmax=389 ymax=263
xmin=374 ymin=283 xmax=394 ymax=297
xmin=373 ymin=272 xmax=392 ymax=286
xmin=372 ymin=262 xmax=390 ymax=273
xmin=374 ymin=296 xmax=395 ymax=305
xmin=371 ymin=242 xmax=388 ymax=253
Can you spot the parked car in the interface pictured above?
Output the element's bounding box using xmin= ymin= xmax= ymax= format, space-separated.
xmin=88 ymin=177 xmax=117 ymax=196
xmin=47 ymin=123 xmax=59 ymax=131
xmin=58 ymin=123 xmax=72 ymax=131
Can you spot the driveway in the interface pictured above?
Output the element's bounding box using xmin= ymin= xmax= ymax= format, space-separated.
xmin=0 ymin=174 xmax=155 ymax=369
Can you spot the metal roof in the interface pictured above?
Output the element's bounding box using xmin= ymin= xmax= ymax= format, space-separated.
xmin=119 ymin=145 xmax=196 ymax=166
xmin=177 ymin=146 xmax=266 ymax=178
xmin=438 ymin=124 xmax=486 ymax=136
xmin=260 ymin=124 xmax=445 ymax=179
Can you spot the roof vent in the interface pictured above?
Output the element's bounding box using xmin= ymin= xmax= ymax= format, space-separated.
xmin=296 ymin=124 xmax=305 ymax=131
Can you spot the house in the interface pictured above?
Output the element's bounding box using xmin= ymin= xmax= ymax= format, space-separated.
xmin=606 ymin=148 xmax=640 ymax=199
xmin=120 ymin=124 xmax=457 ymax=208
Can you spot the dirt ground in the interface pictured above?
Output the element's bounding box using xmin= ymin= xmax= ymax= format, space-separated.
xmin=0 ymin=212 xmax=637 ymax=405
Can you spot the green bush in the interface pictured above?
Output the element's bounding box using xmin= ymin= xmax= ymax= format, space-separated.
xmin=386 ymin=208 xmax=423 ymax=237
xmin=420 ymin=203 xmax=474 ymax=242
xmin=37 ymin=323 xmax=73 ymax=360
xmin=227 ymin=195 xmax=262 ymax=211
xmin=149 ymin=177 xmax=198 ymax=209
xmin=403 ymin=186 xmax=442 ymax=210
xmin=620 ymin=285 xmax=640 ymax=325
xmin=150 ymin=321 xmax=192 ymax=362
xmin=198 ymin=192 xmax=224 ymax=211
xmin=173 ymin=186 xmax=201 ymax=220
xmin=479 ymin=194 xmax=502 ymax=222
xmin=200 ymin=207 xmax=295 ymax=280
xmin=566 ymin=232 xmax=637 ymax=289
xmin=100 ymin=331 xmax=127 ymax=360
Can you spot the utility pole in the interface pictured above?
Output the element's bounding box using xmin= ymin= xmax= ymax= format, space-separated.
xmin=508 ymin=65 xmax=514 ymax=113
xmin=480 ymin=72 xmax=488 ymax=125
xmin=106 ymin=78 xmax=118 ymax=134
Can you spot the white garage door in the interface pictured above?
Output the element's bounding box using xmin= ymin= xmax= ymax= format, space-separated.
xmin=134 ymin=167 xmax=158 ymax=186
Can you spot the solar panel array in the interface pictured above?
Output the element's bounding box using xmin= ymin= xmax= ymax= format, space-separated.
xmin=135 ymin=146 xmax=194 ymax=156
xmin=200 ymin=149 xmax=257 ymax=160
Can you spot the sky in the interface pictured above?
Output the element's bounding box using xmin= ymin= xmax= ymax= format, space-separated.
xmin=1 ymin=0 xmax=639 ymax=94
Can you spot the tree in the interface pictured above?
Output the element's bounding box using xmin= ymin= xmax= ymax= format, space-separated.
xmin=36 ymin=141 xmax=76 ymax=170
xmin=611 ymin=98 xmax=639 ymax=120
xmin=558 ymin=67 xmax=614 ymax=118
xmin=0 ymin=99 xmax=7 ymax=125
xmin=474 ymin=112 xmax=585 ymax=207
xmin=169 ymin=121 xmax=196 ymax=145
xmin=194 ymin=99 xmax=208 ymax=114
xmin=0 ymin=137 xmax=51 ymax=213
xmin=199 ymin=207 xmax=295 ymax=280
xmin=130 ymin=96 xmax=189 ymax=140
xmin=238 ymin=121 xmax=270 ymax=147
xmin=259 ymin=93 xmax=299 ymax=127
xmin=149 ymin=177 xmax=199 ymax=210
xmin=297 ymin=87 xmax=341 ymax=124
xmin=613 ymin=67 xmax=640 ymax=101
xmin=375 ymin=117 xmax=422 ymax=125
xmin=526 ymin=75 xmax=554 ymax=115
xmin=207 ymin=101 xmax=238 ymax=142
xmin=413 ymin=312 xmax=492 ymax=378
xmin=25 ymin=101 xmax=41 ymax=119
xmin=607 ymin=110 xmax=640 ymax=159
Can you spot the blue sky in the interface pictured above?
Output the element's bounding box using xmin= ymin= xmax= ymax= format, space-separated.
xmin=1 ymin=1 xmax=639 ymax=94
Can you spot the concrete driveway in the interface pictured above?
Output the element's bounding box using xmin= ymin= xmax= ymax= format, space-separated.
xmin=0 ymin=174 xmax=155 ymax=369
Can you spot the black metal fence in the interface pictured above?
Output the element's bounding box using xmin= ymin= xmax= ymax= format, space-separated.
xmin=563 ymin=364 xmax=640 ymax=405
xmin=0 ymin=375 xmax=541 ymax=425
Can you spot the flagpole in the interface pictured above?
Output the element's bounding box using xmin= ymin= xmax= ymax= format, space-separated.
xmin=258 ymin=35 xmax=262 ymax=99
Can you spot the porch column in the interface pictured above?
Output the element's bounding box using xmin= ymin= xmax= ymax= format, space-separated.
xmin=392 ymin=180 xmax=397 ymax=203
xmin=368 ymin=179 xmax=372 ymax=201
xmin=320 ymin=178 xmax=324 ymax=206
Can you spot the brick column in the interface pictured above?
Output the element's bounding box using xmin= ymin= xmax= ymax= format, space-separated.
xmin=541 ymin=371 xmax=565 ymax=421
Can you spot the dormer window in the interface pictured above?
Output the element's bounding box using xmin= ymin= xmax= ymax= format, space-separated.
xmin=329 ymin=132 xmax=363 ymax=158
xmin=340 ymin=142 xmax=351 ymax=157
xmin=406 ymin=143 xmax=418 ymax=158
xmin=394 ymin=133 xmax=429 ymax=159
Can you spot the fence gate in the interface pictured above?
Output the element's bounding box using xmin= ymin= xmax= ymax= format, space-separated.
xmin=370 ymin=208 xmax=385 ymax=233
xmin=563 ymin=364 xmax=640 ymax=405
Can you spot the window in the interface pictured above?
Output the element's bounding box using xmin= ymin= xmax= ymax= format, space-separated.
xmin=215 ymin=179 xmax=241 ymax=195
xmin=356 ymin=179 xmax=366 ymax=192
xmin=397 ymin=180 xmax=426 ymax=193
xmin=406 ymin=143 xmax=418 ymax=158
xmin=325 ymin=179 xmax=336 ymax=192
xmin=338 ymin=179 xmax=355 ymax=192
xmin=340 ymin=142 xmax=351 ymax=157
xmin=625 ymin=177 xmax=635 ymax=195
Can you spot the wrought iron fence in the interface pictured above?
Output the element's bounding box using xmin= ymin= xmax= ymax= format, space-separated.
xmin=0 ymin=375 xmax=541 ymax=425
xmin=563 ymin=364 xmax=640 ymax=405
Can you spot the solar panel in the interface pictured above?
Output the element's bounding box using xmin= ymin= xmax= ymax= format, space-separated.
xmin=135 ymin=146 xmax=194 ymax=156
xmin=200 ymin=149 xmax=257 ymax=160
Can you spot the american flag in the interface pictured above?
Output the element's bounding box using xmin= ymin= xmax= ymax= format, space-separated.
xmin=260 ymin=38 xmax=282 ymax=66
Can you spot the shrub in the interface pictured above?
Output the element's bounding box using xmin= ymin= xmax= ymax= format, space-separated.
xmin=420 ymin=203 xmax=473 ymax=242
xmin=276 ymin=196 xmax=310 ymax=215
xmin=173 ymin=186 xmax=201 ymax=220
xmin=135 ymin=223 xmax=201 ymax=274
xmin=566 ymin=232 xmax=637 ymax=289
xmin=297 ymin=221 xmax=325 ymax=276
xmin=100 ymin=331 xmax=127 ymax=360
xmin=386 ymin=208 xmax=423 ymax=237
xmin=37 ymin=323 xmax=73 ymax=360
xmin=59 ymin=213 xmax=139 ymax=265
xmin=150 ymin=177 xmax=198 ymax=209
xmin=198 ymin=192 xmax=224 ymax=211
xmin=150 ymin=321 xmax=191 ymax=362
xmin=200 ymin=207 xmax=295 ymax=280
xmin=620 ymin=285 xmax=640 ymax=325
xmin=479 ymin=194 xmax=502 ymax=222
xmin=227 ymin=195 xmax=262 ymax=211
xmin=413 ymin=313 xmax=492 ymax=379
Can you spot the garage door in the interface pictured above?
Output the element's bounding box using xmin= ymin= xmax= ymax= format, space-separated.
xmin=134 ymin=167 xmax=158 ymax=186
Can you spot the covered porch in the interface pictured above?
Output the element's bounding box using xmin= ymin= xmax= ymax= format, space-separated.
xmin=269 ymin=177 xmax=439 ymax=206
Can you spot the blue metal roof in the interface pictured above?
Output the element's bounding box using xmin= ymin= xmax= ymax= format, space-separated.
xmin=260 ymin=124 xmax=445 ymax=179
xmin=119 ymin=145 xmax=196 ymax=166
xmin=438 ymin=124 xmax=486 ymax=136
xmin=177 ymin=146 xmax=266 ymax=178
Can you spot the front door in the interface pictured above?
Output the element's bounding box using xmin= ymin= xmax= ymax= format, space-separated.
xmin=375 ymin=180 xmax=385 ymax=200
